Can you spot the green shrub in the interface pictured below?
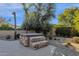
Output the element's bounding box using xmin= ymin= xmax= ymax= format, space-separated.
xmin=55 ymin=27 xmax=72 ymax=37
xmin=55 ymin=27 xmax=79 ymax=37
xmin=0 ymin=24 xmax=14 ymax=30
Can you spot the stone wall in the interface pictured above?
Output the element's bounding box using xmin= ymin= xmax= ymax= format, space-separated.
xmin=0 ymin=30 xmax=26 ymax=39
xmin=0 ymin=29 xmax=56 ymax=40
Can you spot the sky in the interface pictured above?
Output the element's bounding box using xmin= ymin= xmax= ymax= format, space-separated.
xmin=0 ymin=3 xmax=25 ymax=26
xmin=0 ymin=3 xmax=79 ymax=26
xmin=51 ymin=3 xmax=79 ymax=24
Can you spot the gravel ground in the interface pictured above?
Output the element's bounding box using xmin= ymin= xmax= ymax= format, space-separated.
xmin=49 ymin=37 xmax=79 ymax=56
xmin=0 ymin=39 xmax=56 ymax=56
xmin=0 ymin=37 xmax=79 ymax=56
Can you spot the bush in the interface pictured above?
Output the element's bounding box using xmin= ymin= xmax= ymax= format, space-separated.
xmin=42 ymin=24 xmax=52 ymax=37
xmin=55 ymin=27 xmax=79 ymax=37
xmin=0 ymin=24 xmax=14 ymax=30
xmin=75 ymin=31 xmax=79 ymax=36
xmin=55 ymin=27 xmax=72 ymax=37
xmin=72 ymin=37 xmax=79 ymax=43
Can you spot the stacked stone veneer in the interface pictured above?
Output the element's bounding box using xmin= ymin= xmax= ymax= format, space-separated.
xmin=20 ymin=35 xmax=48 ymax=49
xmin=29 ymin=36 xmax=48 ymax=49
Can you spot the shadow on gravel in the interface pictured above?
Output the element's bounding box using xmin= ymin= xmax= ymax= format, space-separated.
xmin=49 ymin=38 xmax=79 ymax=56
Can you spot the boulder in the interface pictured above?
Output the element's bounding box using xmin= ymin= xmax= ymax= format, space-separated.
xmin=70 ymin=43 xmax=79 ymax=52
xmin=72 ymin=37 xmax=79 ymax=43
xmin=63 ymin=37 xmax=79 ymax=52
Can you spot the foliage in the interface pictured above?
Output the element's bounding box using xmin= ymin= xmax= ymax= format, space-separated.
xmin=58 ymin=7 xmax=79 ymax=33
xmin=21 ymin=3 xmax=55 ymax=36
xmin=58 ymin=7 xmax=77 ymax=26
xmin=0 ymin=24 xmax=14 ymax=30
xmin=73 ymin=9 xmax=79 ymax=32
xmin=55 ymin=27 xmax=77 ymax=37
xmin=55 ymin=27 xmax=70 ymax=37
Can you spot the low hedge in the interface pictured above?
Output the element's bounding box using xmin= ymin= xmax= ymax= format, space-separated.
xmin=55 ymin=27 xmax=77 ymax=37
xmin=0 ymin=27 xmax=14 ymax=30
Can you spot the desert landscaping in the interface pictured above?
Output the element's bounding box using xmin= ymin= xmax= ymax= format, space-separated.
xmin=0 ymin=3 xmax=79 ymax=56
xmin=0 ymin=30 xmax=79 ymax=56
